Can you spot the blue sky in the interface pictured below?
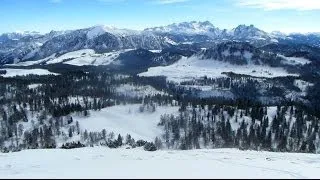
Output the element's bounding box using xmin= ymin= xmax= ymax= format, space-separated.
xmin=0 ymin=0 xmax=319 ymax=34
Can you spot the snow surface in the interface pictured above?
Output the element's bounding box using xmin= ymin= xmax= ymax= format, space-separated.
xmin=149 ymin=50 xmax=162 ymax=53
xmin=6 ymin=54 xmax=57 ymax=67
xmin=139 ymin=56 xmax=299 ymax=83
xmin=279 ymin=55 xmax=311 ymax=65
xmin=0 ymin=147 xmax=319 ymax=179
xmin=46 ymin=49 xmax=96 ymax=64
xmin=164 ymin=37 xmax=177 ymax=45
xmin=0 ymin=69 xmax=58 ymax=77
xmin=73 ymin=104 xmax=179 ymax=141
xmin=8 ymin=49 xmax=134 ymax=67
xmin=27 ymin=84 xmax=42 ymax=89
xmin=144 ymin=21 xmax=219 ymax=37
xmin=294 ymin=79 xmax=313 ymax=92
xmin=64 ymin=50 xmax=133 ymax=66
xmin=87 ymin=25 xmax=139 ymax=39
xmin=115 ymin=84 xmax=167 ymax=98
xmin=24 ymin=49 xmax=133 ymax=66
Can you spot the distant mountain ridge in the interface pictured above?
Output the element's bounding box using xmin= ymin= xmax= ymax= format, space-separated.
xmin=0 ymin=21 xmax=320 ymax=65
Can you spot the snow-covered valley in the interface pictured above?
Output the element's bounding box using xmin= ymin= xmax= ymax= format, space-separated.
xmin=1 ymin=147 xmax=319 ymax=179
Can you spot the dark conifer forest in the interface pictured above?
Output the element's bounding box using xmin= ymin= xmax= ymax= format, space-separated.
xmin=0 ymin=63 xmax=320 ymax=154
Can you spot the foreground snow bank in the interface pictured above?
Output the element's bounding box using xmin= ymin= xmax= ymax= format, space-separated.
xmin=0 ymin=147 xmax=318 ymax=179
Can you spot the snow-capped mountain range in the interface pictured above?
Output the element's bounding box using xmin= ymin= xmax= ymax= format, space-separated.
xmin=0 ymin=21 xmax=320 ymax=65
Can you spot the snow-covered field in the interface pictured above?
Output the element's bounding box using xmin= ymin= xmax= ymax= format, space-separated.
xmin=0 ymin=68 xmax=58 ymax=77
xmin=1 ymin=147 xmax=319 ymax=179
xmin=139 ymin=56 xmax=299 ymax=83
xmin=115 ymin=84 xmax=168 ymax=98
xmin=73 ymin=104 xmax=179 ymax=141
xmin=279 ymin=55 xmax=311 ymax=65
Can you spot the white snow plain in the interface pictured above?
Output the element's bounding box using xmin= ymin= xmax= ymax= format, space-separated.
xmin=0 ymin=68 xmax=58 ymax=77
xmin=139 ymin=56 xmax=299 ymax=83
xmin=0 ymin=147 xmax=319 ymax=179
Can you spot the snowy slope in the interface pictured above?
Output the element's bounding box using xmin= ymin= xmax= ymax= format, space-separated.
xmin=0 ymin=68 xmax=58 ymax=77
xmin=8 ymin=49 xmax=133 ymax=67
xmin=5 ymin=54 xmax=57 ymax=67
xmin=0 ymin=147 xmax=319 ymax=179
xmin=64 ymin=50 xmax=132 ymax=66
xmin=73 ymin=104 xmax=179 ymax=141
xmin=46 ymin=49 xmax=96 ymax=64
xmin=139 ymin=56 xmax=299 ymax=83
xmin=87 ymin=25 xmax=139 ymax=39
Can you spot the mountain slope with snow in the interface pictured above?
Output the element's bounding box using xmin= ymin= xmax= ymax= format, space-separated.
xmin=1 ymin=21 xmax=320 ymax=65
xmin=145 ymin=21 xmax=222 ymax=37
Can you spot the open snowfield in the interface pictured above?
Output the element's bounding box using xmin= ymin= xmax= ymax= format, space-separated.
xmin=139 ymin=56 xmax=299 ymax=83
xmin=0 ymin=147 xmax=319 ymax=179
xmin=73 ymin=104 xmax=179 ymax=141
xmin=115 ymin=84 xmax=168 ymax=98
xmin=0 ymin=68 xmax=58 ymax=77
xmin=279 ymin=55 xmax=311 ymax=65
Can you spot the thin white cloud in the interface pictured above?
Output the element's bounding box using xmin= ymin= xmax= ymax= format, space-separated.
xmin=156 ymin=0 xmax=189 ymax=4
xmin=50 ymin=0 xmax=189 ymax=4
xmin=237 ymin=0 xmax=320 ymax=10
